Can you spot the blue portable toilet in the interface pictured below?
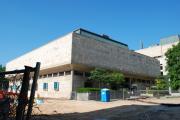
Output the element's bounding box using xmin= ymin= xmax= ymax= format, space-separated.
xmin=101 ymin=88 xmax=110 ymax=102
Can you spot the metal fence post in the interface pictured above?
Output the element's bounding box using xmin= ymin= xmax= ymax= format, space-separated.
xmin=123 ymin=88 xmax=125 ymax=100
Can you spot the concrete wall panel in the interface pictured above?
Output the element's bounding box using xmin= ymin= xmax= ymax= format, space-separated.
xmin=6 ymin=33 xmax=73 ymax=71
xmin=72 ymin=33 xmax=160 ymax=78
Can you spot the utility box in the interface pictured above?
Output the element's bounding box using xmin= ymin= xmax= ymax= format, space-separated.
xmin=101 ymin=88 xmax=110 ymax=102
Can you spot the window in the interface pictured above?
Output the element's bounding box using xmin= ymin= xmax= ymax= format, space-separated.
xmin=160 ymin=66 xmax=163 ymax=70
xmin=43 ymin=75 xmax=47 ymax=78
xmin=154 ymin=56 xmax=162 ymax=59
xmin=161 ymin=72 xmax=163 ymax=76
xmin=147 ymin=80 xmax=150 ymax=84
xmin=85 ymin=72 xmax=90 ymax=77
xmin=65 ymin=71 xmax=71 ymax=75
xmin=48 ymin=74 xmax=52 ymax=77
xmin=54 ymin=82 xmax=59 ymax=91
xmin=59 ymin=72 xmax=64 ymax=76
xmin=43 ymin=83 xmax=48 ymax=91
xmin=53 ymin=73 xmax=58 ymax=77
xmin=74 ymin=71 xmax=83 ymax=76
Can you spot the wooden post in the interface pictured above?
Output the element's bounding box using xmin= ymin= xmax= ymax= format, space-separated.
xmin=26 ymin=62 xmax=40 ymax=120
xmin=0 ymin=63 xmax=40 ymax=120
xmin=16 ymin=66 xmax=32 ymax=120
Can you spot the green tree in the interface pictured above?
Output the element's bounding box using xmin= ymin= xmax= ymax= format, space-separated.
xmin=0 ymin=65 xmax=7 ymax=90
xmin=155 ymin=76 xmax=168 ymax=90
xmin=165 ymin=42 xmax=180 ymax=90
xmin=88 ymin=68 xmax=124 ymax=90
xmin=0 ymin=65 xmax=5 ymax=72
xmin=88 ymin=68 xmax=108 ymax=88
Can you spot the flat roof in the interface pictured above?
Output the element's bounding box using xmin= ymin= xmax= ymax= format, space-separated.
xmin=160 ymin=34 xmax=180 ymax=45
xmin=74 ymin=28 xmax=128 ymax=47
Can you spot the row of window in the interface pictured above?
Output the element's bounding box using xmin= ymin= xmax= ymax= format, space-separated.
xmin=160 ymin=64 xmax=164 ymax=75
xmin=39 ymin=71 xmax=71 ymax=79
xmin=154 ymin=55 xmax=162 ymax=59
xmin=39 ymin=71 xmax=90 ymax=79
xmin=43 ymin=82 xmax=59 ymax=91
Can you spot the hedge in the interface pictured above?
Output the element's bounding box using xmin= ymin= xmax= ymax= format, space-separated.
xmin=77 ymin=88 xmax=101 ymax=93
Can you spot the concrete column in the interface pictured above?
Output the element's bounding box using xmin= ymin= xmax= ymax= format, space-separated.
xmin=71 ymin=70 xmax=74 ymax=90
xmin=71 ymin=70 xmax=74 ymax=76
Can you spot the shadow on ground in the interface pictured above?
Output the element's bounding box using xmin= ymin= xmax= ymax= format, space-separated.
xmin=33 ymin=104 xmax=180 ymax=120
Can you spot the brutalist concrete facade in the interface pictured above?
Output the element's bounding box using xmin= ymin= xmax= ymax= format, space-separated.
xmin=6 ymin=28 xmax=160 ymax=99
xmin=72 ymin=30 xmax=160 ymax=78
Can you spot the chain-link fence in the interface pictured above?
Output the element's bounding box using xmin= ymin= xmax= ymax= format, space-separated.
xmin=72 ymin=89 xmax=175 ymax=101
xmin=72 ymin=89 xmax=132 ymax=101
xmin=139 ymin=90 xmax=169 ymax=98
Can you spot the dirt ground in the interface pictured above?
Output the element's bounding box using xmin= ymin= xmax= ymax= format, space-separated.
xmin=33 ymin=97 xmax=180 ymax=120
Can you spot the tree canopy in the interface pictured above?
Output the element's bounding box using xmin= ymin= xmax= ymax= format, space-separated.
xmin=0 ymin=65 xmax=8 ymax=90
xmin=88 ymin=68 xmax=124 ymax=90
xmin=165 ymin=42 xmax=180 ymax=90
xmin=0 ymin=65 xmax=5 ymax=72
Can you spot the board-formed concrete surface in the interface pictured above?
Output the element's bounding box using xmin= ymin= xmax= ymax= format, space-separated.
xmin=72 ymin=32 xmax=160 ymax=78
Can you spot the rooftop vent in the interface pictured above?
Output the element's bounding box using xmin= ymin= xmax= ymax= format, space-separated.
xmin=102 ymin=34 xmax=110 ymax=39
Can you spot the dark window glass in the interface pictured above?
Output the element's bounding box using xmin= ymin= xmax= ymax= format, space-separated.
xmin=59 ymin=72 xmax=64 ymax=76
xmin=74 ymin=71 xmax=83 ymax=76
xmin=85 ymin=72 xmax=90 ymax=77
xmin=160 ymin=66 xmax=163 ymax=70
xmin=54 ymin=82 xmax=59 ymax=91
xmin=43 ymin=83 xmax=48 ymax=91
xmin=161 ymin=72 xmax=163 ymax=75
xmin=48 ymin=74 xmax=52 ymax=77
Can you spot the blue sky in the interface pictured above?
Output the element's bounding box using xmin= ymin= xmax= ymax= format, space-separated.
xmin=0 ymin=0 xmax=180 ymax=65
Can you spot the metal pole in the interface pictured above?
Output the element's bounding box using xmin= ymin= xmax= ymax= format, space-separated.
xmin=168 ymin=78 xmax=172 ymax=95
xmin=123 ymin=88 xmax=124 ymax=100
xmin=26 ymin=62 xmax=40 ymax=120
xmin=16 ymin=66 xmax=32 ymax=120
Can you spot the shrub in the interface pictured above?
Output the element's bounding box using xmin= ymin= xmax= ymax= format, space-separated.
xmin=155 ymin=76 xmax=168 ymax=90
xmin=77 ymin=88 xmax=101 ymax=93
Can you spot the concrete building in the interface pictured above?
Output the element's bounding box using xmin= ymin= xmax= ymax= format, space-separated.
xmin=136 ymin=35 xmax=180 ymax=76
xmin=6 ymin=28 xmax=160 ymax=99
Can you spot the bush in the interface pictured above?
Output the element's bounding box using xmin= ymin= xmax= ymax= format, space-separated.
xmin=155 ymin=76 xmax=168 ymax=90
xmin=77 ymin=88 xmax=101 ymax=93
